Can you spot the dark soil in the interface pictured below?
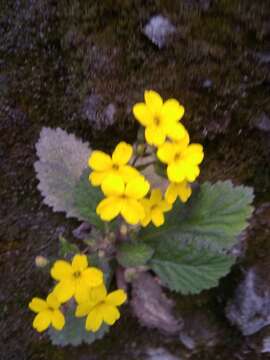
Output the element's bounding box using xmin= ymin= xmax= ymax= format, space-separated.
xmin=1 ymin=0 xmax=270 ymax=359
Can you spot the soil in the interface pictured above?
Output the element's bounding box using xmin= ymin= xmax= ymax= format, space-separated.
xmin=1 ymin=1 xmax=270 ymax=359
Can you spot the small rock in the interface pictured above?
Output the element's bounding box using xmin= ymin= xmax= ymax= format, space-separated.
xmin=255 ymin=52 xmax=270 ymax=64
xmin=131 ymin=272 xmax=182 ymax=334
xmin=226 ymin=266 xmax=270 ymax=336
xmin=202 ymin=79 xmax=213 ymax=89
xmin=146 ymin=348 xmax=181 ymax=360
xmin=262 ymin=337 xmax=270 ymax=353
xmin=143 ymin=15 xmax=176 ymax=49
xmin=253 ymin=112 xmax=270 ymax=132
xmin=81 ymin=94 xmax=117 ymax=130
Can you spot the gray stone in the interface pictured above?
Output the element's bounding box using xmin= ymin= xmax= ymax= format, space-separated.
xmin=262 ymin=337 xmax=270 ymax=353
xmin=146 ymin=348 xmax=181 ymax=360
xmin=143 ymin=15 xmax=176 ymax=49
xmin=254 ymin=112 xmax=270 ymax=132
xmin=226 ymin=267 xmax=270 ymax=336
xmin=81 ymin=94 xmax=116 ymax=130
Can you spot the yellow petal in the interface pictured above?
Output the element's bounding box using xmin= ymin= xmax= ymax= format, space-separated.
xmin=46 ymin=293 xmax=60 ymax=309
xmin=167 ymin=162 xmax=186 ymax=183
xmin=177 ymin=182 xmax=192 ymax=202
xmin=51 ymin=310 xmax=65 ymax=330
xmin=29 ymin=298 xmax=48 ymax=313
xmin=82 ymin=267 xmax=104 ymax=287
xmin=88 ymin=151 xmax=112 ymax=171
xmin=96 ymin=196 xmax=123 ymax=221
xmin=161 ymin=99 xmax=185 ymax=122
xmin=185 ymin=164 xmax=200 ymax=182
xmin=101 ymin=174 xmax=125 ymax=196
xmin=151 ymin=208 xmax=165 ymax=227
xmin=112 ymin=142 xmax=133 ymax=165
xmin=165 ymin=183 xmax=178 ymax=204
xmin=88 ymin=284 xmax=107 ymax=303
xmin=89 ymin=171 xmax=108 ymax=186
xmin=157 ymin=142 xmax=175 ymax=164
xmin=72 ymin=254 xmax=88 ymax=272
xmin=101 ymin=304 xmax=120 ymax=325
xmin=121 ymin=199 xmax=145 ymax=225
xmin=74 ymin=282 xmax=91 ymax=303
xmin=50 ymin=260 xmax=73 ymax=281
xmin=53 ymin=279 xmax=75 ymax=303
xmin=86 ymin=308 xmax=103 ymax=332
xmin=150 ymin=188 xmax=162 ymax=204
xmin=119 ymin=165 xmax=140 ymax=182
xmin=106 ymin=289 xmax=127 ymax=306
xmin=133 ymin=103 xmax=153 ymax=126
xmin=159 ymin=200 xmax=172 ymax=212
xmin=75 ymin=302 xmax=93 ymax=317
xmin=184 ymin=144 xmax=204 ymax=165
xmin=33 ymin=310 xmax=51 ymax=332
xmin=144 ymin=90 xmax=163 ymax=113
xmin=141 ymin=212 xmax=151 ymax=227
xmin=145 ymin=125 xmax=166 ymax=146
xmin=125 ymin=176 xmax=150 ymax=199
xmin=166 ymin=122 xmax=187 ymax=141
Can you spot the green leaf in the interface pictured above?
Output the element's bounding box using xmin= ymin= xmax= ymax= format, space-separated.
xmin=117 ymin=242 xmax=154 ymax=268
xmin=150 ymin=241 xmax=235 ymax=294
xmin=140 ymin=181 xmax=254 ymax=251
xmin=34 ymin=127 xmax=91 ymax=220
xmin=59 ymin=235 xmax=79 ymax=258
xmin=73 ymin=169 xmax=104 ymax=229
xmin=48 ymin=305 xmax=109 ymax=347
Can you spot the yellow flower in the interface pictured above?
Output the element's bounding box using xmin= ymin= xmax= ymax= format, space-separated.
xmin=133 ymin=90 xmax=186 ymax=146
xmin=157 ymin=131 xmax=204 ymax=183
xmin=97 ymin=175 xmax=150 ymax=225
xmin=165 ymin=181 xmax=192 ymax=204
xmin=88 ymin=141 xmax=139 ymax=186
xmin=75 ymin=284 xmax=127 ymax=332
xmin=141 ymin=188 xmax=172 ymax=227
xmin=29 ymin=293 xmax=65 ymax=332
xmin=51 ymin=254 xmax=103 ymax=303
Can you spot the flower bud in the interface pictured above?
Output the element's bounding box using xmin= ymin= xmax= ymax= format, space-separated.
xmin=35 ymin=256 xmax=48 ymax=268
xmin=136 ymin=144 xmax=145 ymax=156
xmin=120 ymin=224 xmax=128 ymax=237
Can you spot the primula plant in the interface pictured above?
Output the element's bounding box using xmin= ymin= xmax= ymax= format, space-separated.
xmin=31 ymin=90 xmax=254 ymax=346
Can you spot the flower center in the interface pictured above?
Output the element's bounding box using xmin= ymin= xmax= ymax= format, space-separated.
xmin=174 ymin=153 xmax=182 ymax=161
xmin=154 ymin=116 xmax=160 ymax=126
xmin=73 ymin=271 xmax=81 ymax=279
xmin=112 ymin=164 xmax=119 ymax=170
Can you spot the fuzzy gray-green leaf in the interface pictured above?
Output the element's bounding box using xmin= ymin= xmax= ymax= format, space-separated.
xmin=48 ymin=306 xmax=109 ymax=347
xmin=150 ymin=241 xmax=235 ymax=294
xmin=117 ymin=242 xmax=154 ymax=268
xmin=140 ymin=181 xmax=254 ymax=251
xmin=73 ymin=168 xmax=104 ymax=229
xmin=34 ymin=127 xmax=91 ymax=220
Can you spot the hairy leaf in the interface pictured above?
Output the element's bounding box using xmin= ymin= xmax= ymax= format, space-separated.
xmin=48 ymin=306 xmax=109 ymax=346
xmin=34 ymin=127 xmax=91 ymax=220
xmin=140 ymin=181 xmax=254 ymax=251
xmin=150 ymin=241 xmax=235 ymax=294
xmin=117 ymin=242 xmax=154 ymax=268
xmin=73 ymin=169 xmax=104 ymax=229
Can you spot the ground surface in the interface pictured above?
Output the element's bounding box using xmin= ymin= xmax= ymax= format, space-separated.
xmin=1 ymin=1 xmax=270 ymax=359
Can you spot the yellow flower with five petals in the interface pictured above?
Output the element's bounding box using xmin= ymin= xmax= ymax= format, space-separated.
xmin=141 ymin=188 xmax=172 ymax=227
xmin=88 ymin=142 xmax=139 ymax=186
xmin=133 ymin=90 xmax=186 ymax=146
xmin=51 ymin=254 xmax=103 ymax=303
xmin=29 ymin=293 xmax=65 ymax=332
xmin=165 ymin=181 xmax=192 ymax=204
xmin=97 ymin=175 xmax=150 ymax=225
xmin=157 ymin=130 xmax=204 ymax=183
xmin=75 ymin=284 xmax=127 ymax=332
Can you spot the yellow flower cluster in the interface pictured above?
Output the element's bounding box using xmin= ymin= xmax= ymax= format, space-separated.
xmin=88 ymin=90 xmax=204 ymax=226
xmin=133 ymin=90 xmax=204 ymax=205
xmin=29 ymin=254 xmax=127 ymax=333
